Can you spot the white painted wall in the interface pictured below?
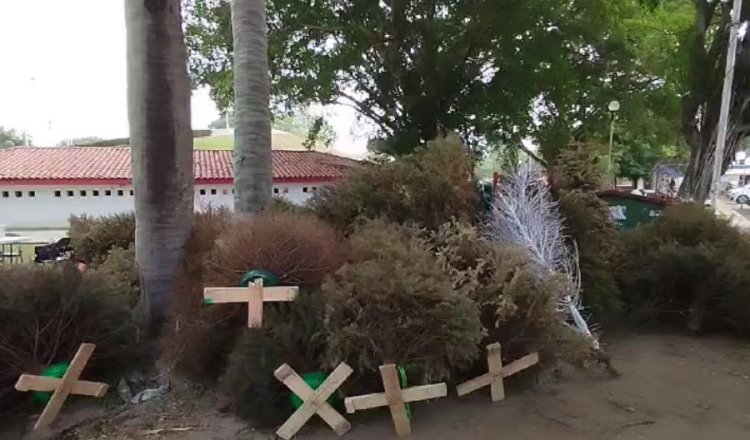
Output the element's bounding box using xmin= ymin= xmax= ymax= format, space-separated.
xmin=0 ymin=181 xmax=327 ymax=228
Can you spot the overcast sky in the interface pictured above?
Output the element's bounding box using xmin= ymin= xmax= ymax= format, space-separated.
xmin=0 ymin=0 xmax=366 ymax=153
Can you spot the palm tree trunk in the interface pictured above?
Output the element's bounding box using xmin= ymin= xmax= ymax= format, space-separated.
xmin=232 ymin=0 xmax=273 ymax=213
xmin=125 ymin=0 xmax=194 ymax=326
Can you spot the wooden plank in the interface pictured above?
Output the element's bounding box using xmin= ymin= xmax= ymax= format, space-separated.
xmin=262 ymin=286 xmax=299 ymax=302
xmin=402 ymin=383 xmax=447 ymax=403
xmin=501 ymin=352 xmax=539 ymax=378
xmin=379 ymin=364 xmax=411 ymax=437
xmin=34 ymin=344 xmax=95 ymax=430
xmin=486 ymin=343 xmax=505 ymax=402
xmin=203 ymin=287 xmax=250 ymax=303
xmin=15 ymin=375 xmax=108 ymax=397
xmin=274 ymin=363 xmax=353 ymax=439
xmin=456 ymin=372 xmax=492 ymax=397
xmin=344 ymin=391 xmax=387 ymax=413
xmin=246 ymin=281 xmax=264 ymax=328
xmin=344 ymin=383 xmax=447 ymax=414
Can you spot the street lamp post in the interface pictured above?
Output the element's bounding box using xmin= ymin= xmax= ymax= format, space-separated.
xmin=607 ymin=100 xmax=620 ymax=188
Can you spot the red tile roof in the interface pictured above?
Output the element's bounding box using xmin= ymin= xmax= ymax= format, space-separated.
xmin=0 ymin=146 xmax=359 ymax=185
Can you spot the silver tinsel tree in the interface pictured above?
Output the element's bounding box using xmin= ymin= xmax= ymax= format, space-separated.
xmin=484 ymin=167 xmax=597 ymax=346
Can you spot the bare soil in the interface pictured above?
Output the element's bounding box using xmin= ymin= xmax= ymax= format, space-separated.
xmin=8 ymin=332 xmax=750 ymax=440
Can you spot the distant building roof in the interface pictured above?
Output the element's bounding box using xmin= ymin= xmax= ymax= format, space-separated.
xmin=0 ymin=146 xmax=359 ymax=185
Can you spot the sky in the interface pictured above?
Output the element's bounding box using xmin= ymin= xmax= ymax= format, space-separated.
xmin=0 ymin=0 xmax=367 ymax=154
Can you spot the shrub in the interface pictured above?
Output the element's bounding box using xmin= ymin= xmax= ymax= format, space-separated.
xmin=553 ymin=148 xmax=622 ymax=322
xmin=0 ymin=264 xmax=141 ymax=414
xmin=430 ymin=222 xmax=596 ymax=367
xmin=98 ymin=245 xmax=139 ymax=305
xmin=69 ymin=213 xmax=135 ymax=265
xmin=323 ymin=219 xmax=483 ymax=381
xmin=205 ymin=211 xmax=348 ymax=289
xmin=619 ymin=203 xmax=750 ymax=335
xmin=222 ymin=292 xmax=327 ymax=427
xmin=163 ymin=210 xmax=345 ymax=382
xmin=310 ymin=136 xmax=480 ymax=231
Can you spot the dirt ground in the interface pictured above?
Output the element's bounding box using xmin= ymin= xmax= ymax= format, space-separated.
xmin=7 ymin=332 xmax=750 ymax=440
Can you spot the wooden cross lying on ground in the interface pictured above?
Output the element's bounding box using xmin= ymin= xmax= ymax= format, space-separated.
xmin=274 ymin=362 xmax=353 ymax=440
xmin=456 ymin=343 xmax=539 ymax=402
xmin=15 ymin=343 xmax=108 ymax=431
xmin=345 ymin=364 xmax=447 ymax=436
xmin=203 ymin=279 xmax=298 ymax=328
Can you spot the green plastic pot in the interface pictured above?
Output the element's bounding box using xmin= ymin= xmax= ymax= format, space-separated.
xmin=33 ymin=363 xmax=70 ymax=404
xmin=239 ymin=269 xmax=280 ymax=288
xmin=290 ymin=371 xmax=335 ymax=410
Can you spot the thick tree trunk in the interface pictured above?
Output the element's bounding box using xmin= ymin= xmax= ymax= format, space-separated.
xmin=232 ymin=0 xmax=273 ymax=213
xmin=125 ymin=0 xmax=194 ymax=326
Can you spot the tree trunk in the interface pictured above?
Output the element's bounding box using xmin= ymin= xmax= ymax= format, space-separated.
xmin=125 ymin=0 xmax=194 ymax=326
xmin=232 ymin=0 xmax=273 ymax=213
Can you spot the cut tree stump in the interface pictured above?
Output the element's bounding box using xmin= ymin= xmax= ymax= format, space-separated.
xmin=456 ymin=343 xmax=539 ymax=401
xmin=274 ymin=362 xmax=353 ymax=440
xmin=344 ymin=364 xmax=447 ymax=436
xmin=203 ymin=278 xmax=298 ymax=328
xmin=15 ymin=343 xmax=109 ymax=431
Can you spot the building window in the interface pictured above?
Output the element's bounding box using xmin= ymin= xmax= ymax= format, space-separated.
xmin=273 ymin=188 xmax=279 ymax=194
xmin=210 ymin=188 xmax=217 ymax=195
xmin=283 ymin=187 xmax=289 ymax=194
xmin=105 ymin=190 xmax=112 ymax=196
xmin=28 ymin=191 xmax=35 ymax=197
xmin=80 ymin=190 xmax=87 ymax=197
xmin=222 ymin=189 xmax=228 ymax=195
xmin=312 ymin=186 xmax=317 ymax=192
xmin=54 ymin=190 xmax=61 ymax=197
xmin=302 ymin=187 xmax=309 ymax=193
xmin=67 ymin=190 xmax=74 ymax=197
xmin=117 ymin=189 xmax=124 ymax=196
xmin=92 ymin=190 xmax=100 ymax=197
xmin=130 ymin=189 xmax=134 ymax=196
xmin=15 ymin=191 xmax=22 ymax=198
xmin=199 ymin=189 xmax=206 ymax=195
xmin=1 ymin=191 xmax=8 ymax=198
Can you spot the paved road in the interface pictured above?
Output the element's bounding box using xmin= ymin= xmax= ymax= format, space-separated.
xmin=717 ymin=199 xmax=750 ymax=231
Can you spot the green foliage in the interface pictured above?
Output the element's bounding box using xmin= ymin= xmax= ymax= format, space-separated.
xmin=222 ymin=292 xmax=327 ymax=426
xmin=323 ymin=220 xmax=483 ymax=381
xmin=0 ymin=126 xmax=27 ymax=148
xmin=554 ymin=149 xmax=622 ymax=322
xmin=0 ymin=265 xmax=141 ymax=414
xmin=619 ymin=203 xmax=750 ymax=335
xmin=69 ymin=213 xmax=136 ymax=265
xmin=185 ymin=0 xmax=677 ymax=156
xmin=310 ymin=136 xmax=480 ymax=231
xmin=274 ymin=111 xmax=336 ymax=149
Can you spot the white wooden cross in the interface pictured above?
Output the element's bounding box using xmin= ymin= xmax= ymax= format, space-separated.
xmin=203 ymin=278 xmax=298 ymax=328
xmin=344 ymin=364 xmax=447 ymax=436
xmin=15 ymin=343 xmax=109 ymax=431
xmin=274 ymin=362 xmax=353 ymax=440
xmin=456 ymin=343 xmax=539 ymax=402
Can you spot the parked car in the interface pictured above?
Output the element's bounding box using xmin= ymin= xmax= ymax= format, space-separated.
xmin=729 ymin=185 xmax=750 ymax=205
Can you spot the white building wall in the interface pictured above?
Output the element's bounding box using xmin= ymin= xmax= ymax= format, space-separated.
xmin=0 ymin=181 xmax=327 ymax=229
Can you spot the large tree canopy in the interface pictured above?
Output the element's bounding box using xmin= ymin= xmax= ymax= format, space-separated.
xmin=186 ymin=0 xmax=681 ymax=158
xmin=0 ymin=127 xmax=27 ymax=148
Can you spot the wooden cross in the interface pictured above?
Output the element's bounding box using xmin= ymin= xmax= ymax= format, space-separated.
xmin=203 ymin=279 xmax=298 ymax=328
xmin=456 ymin=343 xmax=539 ymax=402
xmin=15 ymin=343 xmax=108 ymax=431
xmin=344 ymin=364 xmax=447 ymax=436
xmin=274 ymin=362 xmax=353 ymax=440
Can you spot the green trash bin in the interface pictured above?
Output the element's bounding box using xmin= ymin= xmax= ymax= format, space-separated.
xmin=597 ymin=190 xmax=670 ymax=229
